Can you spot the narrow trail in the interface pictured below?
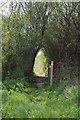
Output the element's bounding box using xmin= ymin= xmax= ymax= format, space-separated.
xmin=34 ymin=76 xmax=48 ymax=87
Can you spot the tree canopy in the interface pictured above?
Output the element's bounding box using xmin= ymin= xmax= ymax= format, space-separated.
xmin=1 ymin=2 xmax=79 ymax=80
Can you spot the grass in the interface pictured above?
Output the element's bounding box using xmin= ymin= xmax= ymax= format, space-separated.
xmin=1 ymin=78 xmax=79 ymax=118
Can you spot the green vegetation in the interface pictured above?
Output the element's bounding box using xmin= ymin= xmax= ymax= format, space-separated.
xmin=2 ymin=79 xmax=78 ymax=118
xmin=1 ymin=2 xmax=79 ymax=119
xmin=33 ymin=49 xmax=48 ymax=77
xmin=2 ymin=2 xmax=79 ymax=79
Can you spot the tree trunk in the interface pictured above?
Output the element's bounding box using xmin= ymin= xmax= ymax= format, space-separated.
xmin=24 ymin=48 xmax=40 ymax=76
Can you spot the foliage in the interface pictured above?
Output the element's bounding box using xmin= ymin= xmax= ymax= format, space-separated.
xmin=1 ymin=2 xmax=79 ymax=118
xmin=2 ymin=79 xmax=79 ymax=118
xmin=40 ymin=49 xmax=48 ymax=70
xmin=33 ymin=49 xmax=48 ymax=76
xmin=2 ymin=2 xmax=79 ymax=79
xmin=43 ymin=3 xmax=79 ymax=65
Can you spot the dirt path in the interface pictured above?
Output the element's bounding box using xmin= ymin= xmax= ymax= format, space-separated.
xmin=34 ymin=76 xmax=48 ymax=87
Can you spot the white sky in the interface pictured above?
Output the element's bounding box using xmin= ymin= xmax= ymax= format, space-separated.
xmin=0 ymin=0 xmax=79 ymax=3
xmin=0 ymin=0 xmax=79 ymax=17
xmin=0 ymin=2 xmax=10 ymax=17
xmin=37 ymin=50 xmax=42 ymax=56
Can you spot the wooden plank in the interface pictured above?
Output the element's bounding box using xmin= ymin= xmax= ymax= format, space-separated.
xmin=50 ymin=61 xmax=54 ymax=88
xmin=48 ymin=65 xmax=51 ymax=81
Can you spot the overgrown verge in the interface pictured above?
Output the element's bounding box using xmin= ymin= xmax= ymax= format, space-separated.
xmin=1 ymin=78 xmax=79 ymax=118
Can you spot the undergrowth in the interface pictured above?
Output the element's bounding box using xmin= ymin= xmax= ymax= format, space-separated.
xmin=1 ymin=78 xmax=79 ymax=118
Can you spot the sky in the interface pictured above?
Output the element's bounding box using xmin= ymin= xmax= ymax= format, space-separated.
xmin=37 ymin=50 xmax=42 ymax=56
xmin=0 ymin=2 xmax=9 ymax=17
xmin=0 ymin=0 xmax=79 ymax=17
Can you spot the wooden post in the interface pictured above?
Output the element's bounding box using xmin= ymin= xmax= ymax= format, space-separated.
xmin=48 ymin=65 xmax=51 ymax=81
xmin=50 ymin=61 xmax=54 ymax=88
